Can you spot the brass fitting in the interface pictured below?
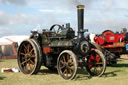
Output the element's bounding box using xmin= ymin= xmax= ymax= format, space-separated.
xmin=77 ymin=5 xmax=85 ymax=9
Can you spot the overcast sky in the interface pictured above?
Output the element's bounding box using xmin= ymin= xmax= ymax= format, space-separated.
xmin=0 ymin=0 xmax=128 ymax=37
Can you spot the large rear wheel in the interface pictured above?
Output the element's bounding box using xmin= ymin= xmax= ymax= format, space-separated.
xmin=57 ymin=50 xmax=78 ymax=80
xmin=17 ymin=39 xmax=42 ymax=74
xmin=86 ymin=49 xmax=106 ymax=76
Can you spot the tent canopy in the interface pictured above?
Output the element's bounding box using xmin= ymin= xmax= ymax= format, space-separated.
xmin=0 ymin=35 xmax=29 ymax=46
xmin=0 ymin=38 xmax=12 ymax=45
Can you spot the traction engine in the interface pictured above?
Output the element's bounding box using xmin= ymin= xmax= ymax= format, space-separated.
xmin=94 ymin=30 xmax=128 ymax=65
xmin=17 ymin=5 xmax=106 ymax=80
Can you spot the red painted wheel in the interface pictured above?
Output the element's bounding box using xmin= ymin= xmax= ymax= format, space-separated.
xmin=86 ymin=49 xmax=106 ymax=76
xmin=17 ymin=39 xmax=42 ymax=74
xmin=57 ymin=50 xmax=78 ymax=80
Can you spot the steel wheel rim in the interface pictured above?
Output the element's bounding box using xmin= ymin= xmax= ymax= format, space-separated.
xmin=87 ymin=50 xmax=104 ymax=76
xmin=18 ymin=41 xmax=37 ymax=74
xmin=58 ymin=53 xmax=76 ymax=79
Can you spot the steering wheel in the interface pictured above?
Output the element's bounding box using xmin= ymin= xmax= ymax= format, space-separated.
xmin=50 ymin=24 xmax=63 ymax=33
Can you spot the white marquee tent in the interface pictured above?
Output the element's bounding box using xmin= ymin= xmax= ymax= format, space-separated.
xmin=0 ymin=35 xmax=29 ymax=59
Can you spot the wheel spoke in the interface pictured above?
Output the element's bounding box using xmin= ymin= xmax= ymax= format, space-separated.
xmin=95 ymin=64 xmax=98 ymax=74
xmin=20 ymin=52 xmax=26 ymax=56
xmin=27 ymin=44 xmax=31 ymax=53
xmin=21 ymin=58 xmax=31 ymax=65
xmin=68 ymin=66 xmax=72 ymax=74
xmin=30 ymin=60 xmax=35 ymax=65
xmin=66 ymin=69 xmax=68 ymax=77
xmin=23 ymin=65 xmax=28 ymax=72
xmin=67 ymin=55 xmax=70 ymax=62
xmin=96 ymin=55 xmax=100 ymax=62
xmin=60 ymin=60 xmax=65 ymax=69
xmin=24 ymin=45 xmax=28 ymax=52
xmin=29 ymin=48 xmax=34 ymax=55
xmin=26 ymin=63 xmax=30 ymax=71
xmin=98 ymin=65 xmax=103 ymax=71
xmin=22 ymin=57 xmax=26 ymax=60
xmin=60 ymin=65 xmax=65 ymax=69
xmin=63 ymin=55 xmax=66 ymax=62
xmin=21 ymin=60 xmax=28 ymax=65
xmin=31 ymin=55 xmax=35 ymax=58
xmin=63 ymin=69 xmax=67 ymax=74
xmin=60 ymin=60 xmax=64 ymax=64
xmin=63 ymin=69 xmax=68 ymax=77
xmin=24 ymin=48 xmax=27 ymax=54
xmin=29 ymin=63 xmax=33 ymax=71
xmin=70 ymin=62 xmax=74 ymax=66
xmin=68 ymin=66 xmax=74 ymax=70
xmin=90 ymin=55 xmax=94 ymax=60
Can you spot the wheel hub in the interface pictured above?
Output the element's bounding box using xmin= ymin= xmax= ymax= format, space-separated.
xmin=25 ymin=54 xmax=31 ymax=59
xmin=64 ymin=63 xmax=68 ymax=68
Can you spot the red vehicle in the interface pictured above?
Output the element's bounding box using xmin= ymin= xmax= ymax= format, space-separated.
xmin=90 ymin=29 xmax=128 ymax=65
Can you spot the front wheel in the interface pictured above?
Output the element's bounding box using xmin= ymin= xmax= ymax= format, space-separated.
xmin=57 ymin=50 xmax=78 ymax=80
xmin=86 ymin=49 xmax=106 ymax=76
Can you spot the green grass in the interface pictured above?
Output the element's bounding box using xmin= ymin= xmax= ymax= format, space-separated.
xmin=1 ymin=59 xmax=128 ymax=85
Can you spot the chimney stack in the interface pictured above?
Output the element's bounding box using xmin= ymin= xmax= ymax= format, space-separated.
xmin=77 ymin=5 xmax=84 ymax=38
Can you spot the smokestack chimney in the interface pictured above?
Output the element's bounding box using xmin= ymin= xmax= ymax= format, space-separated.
xmin=77 ymin=5 xmax=84 ymax=38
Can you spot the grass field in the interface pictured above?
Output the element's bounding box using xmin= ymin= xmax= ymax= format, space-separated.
xmin=0 ymin=59 xmax=128 ymax=85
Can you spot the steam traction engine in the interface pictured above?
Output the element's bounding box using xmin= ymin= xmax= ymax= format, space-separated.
xmin=17 ymin=5 xmax=106 ymax=80
xmin=94 ymin=29 xmax=128 ymax=65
